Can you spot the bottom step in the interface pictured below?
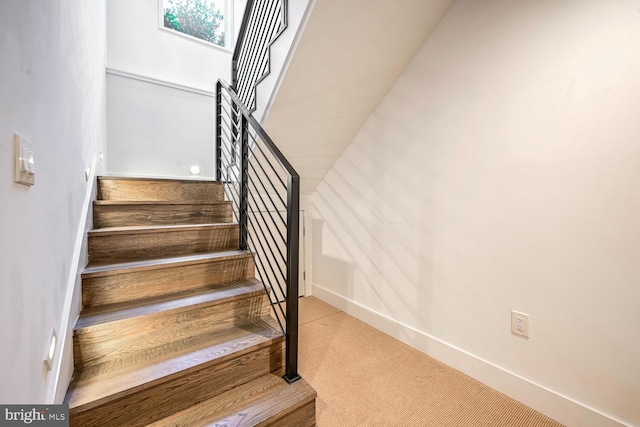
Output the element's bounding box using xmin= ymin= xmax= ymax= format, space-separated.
xmin=149 ymin=374 xmax=317 ymax=427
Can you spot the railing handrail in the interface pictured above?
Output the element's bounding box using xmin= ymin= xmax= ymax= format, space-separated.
xmin=220 ymin=0 xmax=300 ymax=384
xmin=217 ymin=79 xmax=299 ymax=179
xmin=215 ymin=78 xmax=301 ymax=383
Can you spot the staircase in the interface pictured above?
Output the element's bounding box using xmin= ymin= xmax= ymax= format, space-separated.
xmin=64 ymin=176 xmax=316 ymax=426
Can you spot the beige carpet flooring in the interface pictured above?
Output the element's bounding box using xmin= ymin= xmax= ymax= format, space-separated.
xmin=298 ymin=297 xmax=564 ymax=427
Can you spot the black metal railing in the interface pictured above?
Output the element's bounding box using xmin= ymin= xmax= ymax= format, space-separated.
xmin=232 ymin=0 xmax=288 ymax=112
xmin=216 ymin=79 xmax=300 ymax=383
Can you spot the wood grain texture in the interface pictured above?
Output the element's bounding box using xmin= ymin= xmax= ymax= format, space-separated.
xmin=82 ymin=251 xmax=254 ymax=307
xmin=77 ymin=279 xmax=265 ymax=326
xmin=68 ymin=176 xmax=316 ymax=426
xmin=74 ymin=283 xmax=270 ymax=371
xmin=88 ymin=223 xmax=239 ymax=264
xmin=67 ymin=318 xmax=283 ymax=406
xmin=147 ymin=374 xmax=285 ymax=427
xmin=98 ymin=177 xmax=224 ymax=202
xmin=263 ymin=400 xmax=316 ymax=427
xmin=93 ymin=201 xmax=233 ymax=228
xmin=68 ymin=338 xmax=284 ymax=427
xmin=146 ymin=374 xmax=316 ymax=427
xmin=224 ymin=378 xmax=315 ymax=427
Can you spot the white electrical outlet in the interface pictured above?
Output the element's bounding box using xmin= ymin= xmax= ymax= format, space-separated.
xmin=511 ymin=310 xmax=530 ymax=338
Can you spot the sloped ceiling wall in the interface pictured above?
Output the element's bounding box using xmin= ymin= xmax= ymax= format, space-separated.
xmin=263 ymin=0 xmax=456 ymax=194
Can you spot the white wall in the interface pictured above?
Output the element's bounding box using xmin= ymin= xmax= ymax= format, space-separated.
xmin=309 ymin=1 xmax=640 ymax=426
xmin=0 ymin=0 xmax=107 ymax=403
xmin=106 ymin=0 xmax=250 ymax=179
xmin=106 ymin=73 xmax=215 ymax=179
xmin=107 ymin=0 xmax=232 ymax=91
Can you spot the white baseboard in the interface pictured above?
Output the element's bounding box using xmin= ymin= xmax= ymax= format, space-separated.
xmin=46 ymin=156 xmax=98 ymax=403
xmin=311 ymin=283 xmax=631 ymax=427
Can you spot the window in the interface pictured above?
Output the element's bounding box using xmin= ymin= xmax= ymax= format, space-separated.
xmin=161 ymin=0 xmax=229 ymax=49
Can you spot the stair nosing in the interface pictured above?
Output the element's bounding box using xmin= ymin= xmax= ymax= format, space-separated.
xmin=66 ymin=319 xmax=284 ymax=412
xmin=88 ymin=222 xmax=238 ymax=236
xmin=75 ymin=278 xmax=264 ymax=330
xmin=82 ymin=250 xmax=252 ymax=278
xmin=98 ymin=176 xmax=220 ymax=184
xmin=250 ymin=380 xmax=317 ymax=427
xmin=149 ymin=374 xmax=316 ymax=427
xmin=94 ymin=200 xmax=231 ymax=206
xmin=231 ymin=378 xmax=317 ymax=427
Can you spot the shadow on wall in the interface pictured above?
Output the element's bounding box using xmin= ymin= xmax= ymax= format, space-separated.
xmin=308 ymin=138 xmax=439 ymax=331
xmin=310 ymin=172 xmax=434 ymax=341
xmin=308 ymin=126 xmax=499 ymax=355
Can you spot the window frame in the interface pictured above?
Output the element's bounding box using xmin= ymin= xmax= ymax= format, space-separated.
xmin=158 ymin=0 xmax=233 ymax=52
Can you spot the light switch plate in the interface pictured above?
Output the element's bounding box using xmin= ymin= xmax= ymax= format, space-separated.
xmin=14 ymin=133 xmax=35 ymax=186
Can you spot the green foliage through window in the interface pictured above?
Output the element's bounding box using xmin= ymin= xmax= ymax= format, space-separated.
xmin=162 ymin=0 xmax=226 ymax=47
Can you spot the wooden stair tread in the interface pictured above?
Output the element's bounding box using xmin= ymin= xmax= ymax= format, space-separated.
xmin=66 ymin=317 xmax=284 ymax=411
xmin=83 ymin=250 xmax=251 ymax=277
xmin=88 ymin=222 xmax=237 ymax=236
xmin=148 ymin=374 xmax=317 ymax=427
xmin=98 ymin=177 xmax=224 ymax=203
xmin=76 ymin=278 xmax=264 ymax=329
xmin=80 ymin=250 xmax=255 ymax=308
xmin=93 ymin=199 xmax=233 ymax=228
xmin=87 ymin=223 xmax=239 ymax=264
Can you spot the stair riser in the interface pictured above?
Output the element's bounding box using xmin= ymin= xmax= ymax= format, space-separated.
xmin=93 ymin=203 xmax=233 ymax=228
xmin=88 ymin=226 xmax=239 ymax=264
xmin=74 ymin=294 xmax=271 ymax=370
xmin=82 ymin=256 xmax=254 ymax=307
xmin=98 ymin=179 xmax=224 ymax=202
xmin=70 ymin=341 xmax=284 ymax=427
xmin=264 ymin=401 xmax=316 ymax=427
